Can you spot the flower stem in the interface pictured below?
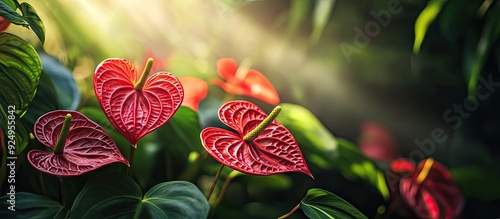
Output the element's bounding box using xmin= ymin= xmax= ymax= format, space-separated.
xmin=243 ymin=106 xmax=281 ymax=142
xmin=206 ymin=164 xmax=224 ymax=200
xmin=54 ymin=114 xmax=72 ymax=154
xmin=277 ymin=203 xmax=300 ymax=219
xmin=135 ymin=58 xmax=153 ymax=90
xmin=209 ymin=171 xmax=238 ymax=219
xmin=57 ymin=176 xmax=63 ymax=205
xmin=126 ymin=144 xmax=136 ymax=177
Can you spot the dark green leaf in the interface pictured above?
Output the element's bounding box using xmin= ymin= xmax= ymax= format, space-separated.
xmin=451 ymin=166 xmax=500 ymax=202
xmin=71 ymin=170 xmax=209 ymax=219
xmin=2 ymin=0 xmax=16 ymax=10
xmin=39 ymin=52 xmax=80 ymax=110
xmin=20 ymin=2 xmax=45 ymax=44
xmin=300 ymin=188 xmax=368 ymax=219
xmin=0 ymin=0 xmax=28 ymax=27
xmin=157 ymin=106 xmax=203 ymax=178
xmin=413 ymin=0 xmax=446 ymax=54
xmin=0 ymin=32 xmax=42 ymax=116
xmin=24 ymin=71 xmax=59 ymax=124
xmin=335 ymin=139 xmax=389 ymax=200
xmin=0 ymin=192 xmax=69 ymax=219
xmin=277 ymin=103 xmax=338 ymax=169
xmin=465 ymin=5 xmax=500 ymax=100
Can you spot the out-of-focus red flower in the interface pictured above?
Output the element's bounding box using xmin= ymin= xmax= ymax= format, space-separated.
xmin=142 ymin=49 xmax=169 ymax=73
xmin=0 ymin=17 xmax=10 ymax=32
xmin=389 ymin=158 xmax=464 ymax=219
xmin=179 ymin=77 xmax=207 ymax=112
xmin=359 ymin=122 xmax=398 ymax=162
xmin=213 ymin=58 xmax=280 ymax=105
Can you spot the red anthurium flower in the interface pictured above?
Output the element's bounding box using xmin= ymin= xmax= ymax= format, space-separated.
xmin=213 ymin=58 xmax=280 ymax=105
xmin=27 ymin=111 xmax=129 ymax=176
xmin=200 ymin=100 xmax=312 ymax=177
xmin=94 ymin=58 xmax=184 ymax=146
xmin=180 ymin=77 xmax=208 ymax=112
xmin=390 ymin=158 xmax=464 ymax=219
xmin=0 ymin=17 xmax=10 ymax=32
xmin=359 ymin=122 xmax=398 ymax=162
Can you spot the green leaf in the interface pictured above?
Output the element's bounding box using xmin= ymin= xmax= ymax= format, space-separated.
xmin=465 ymin=6 xmax=500 ymax=100
xmin=0 ymin=32 xmax=42 ymax=116
xmin=24 ymin=71 xmax=59 ymax=124
xmin=157 ymin=106 xmax=203 ymax=178
xmin=335 ymin=139 xmax=389 ymax=200
xmin=413 ymin=0 xmax=446 ymax=54
xmin=277 ymin=103 xmax=338 ymax=169
xmin=309 ymin=0 xmax=336 ymax=44
xmin=39 ymin=52 xmax=80 ymax=110
xmin=0 ymin=0 xmax=28 ymax=27
xmin=300 ymin=188 xmax=368 ymax=219
xmin=451 ymin=166 xmax=500 ymax=202
xmin=276 ymin=104 xmax=388 ymax=199
xmin=0 ymin=192 xmax=69 ymax=219
xmin=20 ymin=2 xmax=45 ymax=44
xmin=71 ymin=170 xmax=209 ymax=219
xmin=2 ymin=0 xmax=16 ymax=10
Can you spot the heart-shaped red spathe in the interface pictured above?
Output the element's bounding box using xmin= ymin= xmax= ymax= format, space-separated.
xmin=27 ymin=110 xmax=129 ymax=176
xmin=397 ymin=158 xmax=464 ymax=219
xmin=94 ymin=58 xmax=184 ymax=146
xmin=200 ymin=100 xmax=312 ymax=177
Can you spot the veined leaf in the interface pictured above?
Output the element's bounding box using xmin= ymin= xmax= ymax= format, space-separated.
xmin=71 ymin=170 xmax=209 ymax=219
xmin=0 ymin=0 xmax=28 ymax=27
xmin=300 ymin=188 xmax=368 ymax=219
xmin=0 ymin=32 xmax=42 ymax=116
xmin=0 ymin=192 xmax=69 ymax=219
xmin=20 ymin=2 xmax=45 ymax=44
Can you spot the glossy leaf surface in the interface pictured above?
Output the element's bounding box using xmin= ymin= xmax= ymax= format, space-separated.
xmin=20 ymin=2 xmax=45 ymax=44
xmin=0 ymin=1 xmax=29 ymax=27
xmin=94 ymin=58 xmax=184 ymax=146
xmin=200 ymin=100 xmax=312 ymax=177
xmin=300 ymin=188 xmax=368 ymax=219
xmin=214 ymin=58 xmax=280 ymax=105
xmin=0 ymin=192 xmax=69 ymax=219
xmin=71 ymin=170 xmax=209 ymax=219
xmin=180 ymin=76 xmax=207 ymax=112
xmin=27 ymin=110 xmax=129 ymax=176
xmin=0 ymin=32 xmax=42 ymax=116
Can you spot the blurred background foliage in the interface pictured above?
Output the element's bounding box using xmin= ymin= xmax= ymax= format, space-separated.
xmin=3 ymin=0 xmax=500 ymax=218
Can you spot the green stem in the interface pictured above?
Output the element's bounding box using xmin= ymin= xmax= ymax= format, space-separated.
xmin=135 ymin=58 xmax=154 ymax=90
xmin=127 ymin=144 xmax=136 ymax=177
xmin=209 ymin=172 xmax=236 ymax=219
xmin=54 ymin=114 xmax=72 ymax=154
xmin=243 ymin=106 xmax=282 ymax=142
xmin=206 ymin=164 xmax=224 ymax=200
xmin=277 ymin=203 xmax=300 ymax=219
